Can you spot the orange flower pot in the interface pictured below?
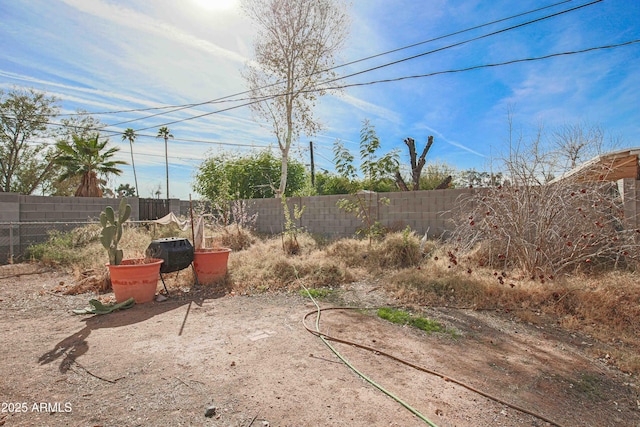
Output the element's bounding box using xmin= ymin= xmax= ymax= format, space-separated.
xmin=108 ymin=258 xmax=163 ymax=303
xmin=193 ymin=248 xmax=231 ymax=285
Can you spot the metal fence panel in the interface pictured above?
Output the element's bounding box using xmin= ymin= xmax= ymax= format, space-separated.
xmin=0 ymin=221 xmax=98 ymax=264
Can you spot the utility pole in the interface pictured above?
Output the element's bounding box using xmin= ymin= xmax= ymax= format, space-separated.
xmin=309 ymin=140 xmax=315 ymax=187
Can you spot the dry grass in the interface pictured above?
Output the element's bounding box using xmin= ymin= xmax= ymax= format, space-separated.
xmin=384 ymin=247 xmax=640 ymax=373
xmin=325 ymin=229 xmax=424 ymax=271
xmin=27 ymin=224 xmax=640 ymax=374
xmin=229 ymin=233 xmax=353 ymax=293
xmin=209 ymin=225 xmax=257 ymax=251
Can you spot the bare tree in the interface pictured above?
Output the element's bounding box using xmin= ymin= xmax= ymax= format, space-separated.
xmin=504 ymin=113 xmax=623 ymax=185
xmin=242 ymin=0 xmax=349 ymax=197
xmin=395 ymin=136 xmax=434 ymax=191
xmin=552 ymin=122 xmax=621 ymax=170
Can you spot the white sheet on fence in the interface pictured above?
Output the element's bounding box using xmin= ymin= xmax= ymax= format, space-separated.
xmin=193 ymin=216 xmax=205 ymax=250
xmin=152 ymin=212 xmax=206 ymax=250
xmin=153 ymin=212 xmax=190 ymax=231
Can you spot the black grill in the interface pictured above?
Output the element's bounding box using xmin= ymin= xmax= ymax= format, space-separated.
xmin=146 ymin=237 xmax=194 ymax=273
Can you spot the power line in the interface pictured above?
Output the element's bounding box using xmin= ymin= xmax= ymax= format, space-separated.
xmin=315 ymin=39 xmax=640 ymax=92
xmin=14 ymin=118 xmax=274 ymax=148
xmin=8 ymin=37 xmax=638 ymax=151
xmin=316 ymin=0 xmax=603 ymax=86
xmin=132 ymin=36 xmax=631 ymax=134
xmin=54 ymin=0 xmax=574 ymax=121
xmin=122 ymin=0 xmax=603 ymax=131
xmin=325 ymin=0 xmax=576 ymax=74
xmin=13 ymin=1 xmax=600 ymax=139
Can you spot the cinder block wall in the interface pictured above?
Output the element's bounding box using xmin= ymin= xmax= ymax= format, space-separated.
xmin=15 ymin=195 xmax=140 ymax=222
xmin=238 ymin=188 xmax=475 ymax=238
xmin=3 ymin=179 xmax=639 ymax=263
xmin=0 ymin=194 xmax=140 ymax=263
xmin=0 ymin=193 xmax=20 ymax=222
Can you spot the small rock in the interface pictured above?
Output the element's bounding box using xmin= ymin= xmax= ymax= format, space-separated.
xmin=204 ymin=406 xmax=217 ymax=418
xmin=156 ymin=294 xmax=168 ymax=302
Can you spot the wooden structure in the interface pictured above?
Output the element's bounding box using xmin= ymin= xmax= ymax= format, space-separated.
xmin=138 ymin=198 xmax=170 ymax=220
xmin=551 ymin=148 xmax=640 ymax=183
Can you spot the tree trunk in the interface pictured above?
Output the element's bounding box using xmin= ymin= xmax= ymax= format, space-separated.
xmin=396 ymin=136 xmax=435 ymax=191
xmin=164 ymin=137 xmax=169 ymax=200
xmin=277 ymin=110 xmax=293 ymax=198
xmin=395 ymin=170 xmax=410 ymax=191
xmin=410 ymin=135 xmax=433 ymax=190
xmin=75 ymin=171 xmax=102 ymax=197
xmin=434 ymin=175 xmax=452 ymax=190
xmin=130 ymin=142 xmax=139 ymax=197
xmin=278 ymin=152 xmax=288 ymax=198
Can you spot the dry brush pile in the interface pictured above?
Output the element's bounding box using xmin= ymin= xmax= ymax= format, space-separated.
xmin=450 ymin=179 xmax=640 ymax=277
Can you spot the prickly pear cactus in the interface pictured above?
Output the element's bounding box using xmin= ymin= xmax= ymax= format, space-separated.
xmin=100 ymin=198 xmax=132 ymax=265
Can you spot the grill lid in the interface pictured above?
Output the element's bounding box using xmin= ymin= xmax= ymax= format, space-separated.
xmin=146 ymin=237 xmax=194 ymax=273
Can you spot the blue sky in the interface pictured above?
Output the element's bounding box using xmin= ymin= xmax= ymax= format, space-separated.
xmin=1 ymin=0 xmax=639 ymax=199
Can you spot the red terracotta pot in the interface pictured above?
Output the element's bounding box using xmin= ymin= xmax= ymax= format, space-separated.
xmin=193 ymin=248 xmax=232 ymax=285
xmin=107 ymin=258 xmax=163 ymax=303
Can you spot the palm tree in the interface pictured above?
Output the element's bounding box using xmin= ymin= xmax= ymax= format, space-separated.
xmin=156 ymin=126 xmax=173 ymax=200
xmin=55 ymin=133 xmax=127 ymax=197
xmin=121 ymin=128 xmax=139 ymax=197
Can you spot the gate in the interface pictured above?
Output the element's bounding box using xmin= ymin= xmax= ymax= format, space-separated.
xmin=139 ymin=198 xmax=169 ymax=220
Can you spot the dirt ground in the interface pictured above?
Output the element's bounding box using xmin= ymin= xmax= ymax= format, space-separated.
xmin=0 ymin=263 xmax=639 ymax=427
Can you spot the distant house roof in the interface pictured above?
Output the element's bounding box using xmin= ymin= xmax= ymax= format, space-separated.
xmin=550 ymin=148 xmax=640 ymax=183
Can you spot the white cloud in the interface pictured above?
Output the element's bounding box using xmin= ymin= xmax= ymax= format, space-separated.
xmin=60 ymin=0 xmax=249 ymax=64
xmin=420 ymin=125 xmax=486 ymax=158
xmin=0 ymin=70 xmax=166 ymax=111
xmin=333 ymin=92 xmax=402 ymax=124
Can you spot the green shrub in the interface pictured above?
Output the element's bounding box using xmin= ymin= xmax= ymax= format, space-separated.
xmin=28 ymin=224 xmax=102 ymax=266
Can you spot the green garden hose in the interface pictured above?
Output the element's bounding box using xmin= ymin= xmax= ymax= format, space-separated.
xmin=302 ymin=303 xmax=566 ymax=427
xmin=302 ymin=284 xmax=439 ymax=427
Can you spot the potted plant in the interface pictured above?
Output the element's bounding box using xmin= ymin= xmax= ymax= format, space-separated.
xmin=193 ymin=245 xmax=232 ymax=285
xmin=192 ymin=222 xmax=231 ymax=285
xmin=101 ymin=198 xmax=163 ymax=303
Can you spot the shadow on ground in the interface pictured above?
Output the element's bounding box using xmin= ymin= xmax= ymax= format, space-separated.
xmin=38 ymin=284 xmax=228 ymax=373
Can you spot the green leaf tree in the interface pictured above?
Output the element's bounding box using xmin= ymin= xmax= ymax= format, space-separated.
xmin=242 ymin=0 xmax=350 ymax=197
xmin=156 ymin=126 xmax=173 ymax=199
xmin=193 ymin=150 xmax=307 ymax=201
xmin=47 ymin=110 xmax=106 ymax=196
xmin=333 ymin=120 xmax=398 ymax=243
xmin=55 ymin=133 xmax=127 ymax=197
xmin=122 ymin=128 xmax=139 ymax=197
xmin=333 ymin=120 xmax=399 ymax=190
xmin=313 ymin=171 xmax=359 ymax=195
xmin=58 ymin=110 xmax=103 ymax=141
xmin=0 ymin=87 xmax=60 ymax=194
xmin=419 ymin=161 xmax=458 ymax=190
xmin=115 ymin=183 xmax=137 ymax=197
